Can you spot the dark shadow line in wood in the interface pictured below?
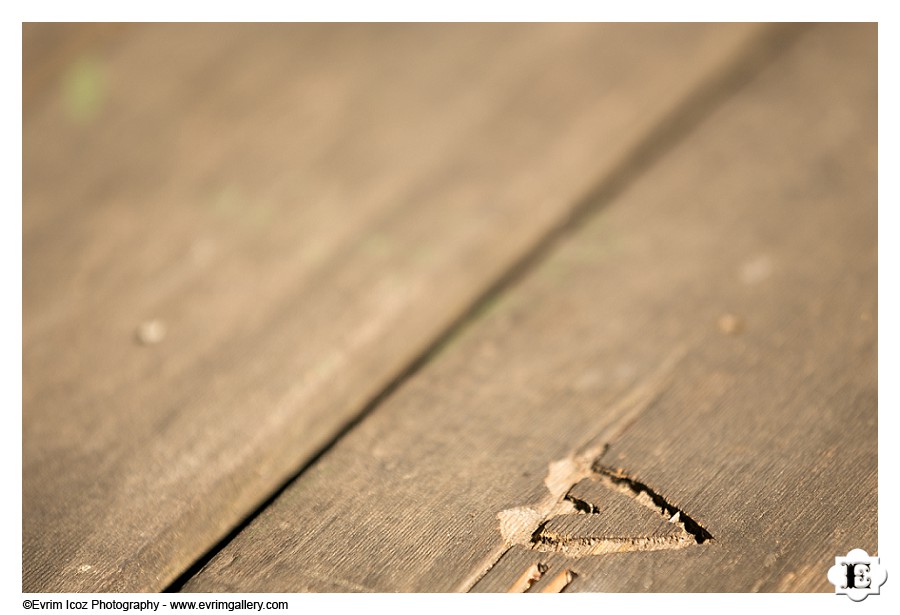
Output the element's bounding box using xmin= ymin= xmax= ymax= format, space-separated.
xmin=564 ymin=494 xmax=600 ymax=515
xmin=592 ymin=464 xmax=714 ymax=544
xmin=166 ymin=23 xmax=807 ymax=593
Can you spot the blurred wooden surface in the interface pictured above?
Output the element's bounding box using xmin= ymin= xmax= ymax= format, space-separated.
xmin=22 ymin=23 xmax=876 ymax=594
xmin=23 ymin=22 xmax=770 ymax=592
xmin=182 ymin=23 xmax=877 ymax=593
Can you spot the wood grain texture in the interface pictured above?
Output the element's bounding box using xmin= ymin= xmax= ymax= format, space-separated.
xmin=23 ymin=23 xmax=769 ymax=592
xmin=183 ymin=23 xmax=875 ymax=593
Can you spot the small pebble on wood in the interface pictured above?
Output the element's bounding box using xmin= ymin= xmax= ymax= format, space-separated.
xmin=136 ymin=319 xmax=167 ymax=346
xmin=717 ymin=313 xmax=743 ymax=335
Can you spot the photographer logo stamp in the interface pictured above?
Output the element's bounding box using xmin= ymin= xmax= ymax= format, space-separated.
xmin=827 ymin=548 xmax=886 ymax=601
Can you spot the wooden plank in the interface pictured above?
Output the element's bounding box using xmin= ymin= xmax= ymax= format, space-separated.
xmin=183 ymin=23 xmax=875 ymax=592
xmin=22 ymin=23 xmax=771 ymax=592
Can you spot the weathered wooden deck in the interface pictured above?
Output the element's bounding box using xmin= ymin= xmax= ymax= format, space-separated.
xmin=23 ymin=23 xmax=876 ymax=593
